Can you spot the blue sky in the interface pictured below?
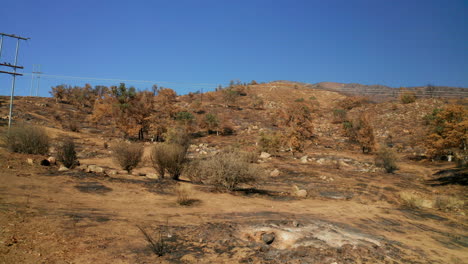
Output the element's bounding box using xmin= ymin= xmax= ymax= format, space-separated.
xmin=1 ymin=0 xmax=467 ymax=96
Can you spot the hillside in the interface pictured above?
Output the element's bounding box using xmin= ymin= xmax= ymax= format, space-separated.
xmin=0 ymin=82 xmax=467 ymax=263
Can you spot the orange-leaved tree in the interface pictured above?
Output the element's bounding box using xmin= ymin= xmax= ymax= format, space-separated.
xmin=425 ymin=104 xmax=467 ymax=166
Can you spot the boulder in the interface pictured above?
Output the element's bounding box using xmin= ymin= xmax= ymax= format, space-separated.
xmin=300 ymin=155 xmax=308 ymax=163
xmin=260 ymin=152 xmax=271 ymax=159
xmin=261 ymin=232 xmax=275 ymax=245
xmin=26 ymin=158 xmax=34 ymax=165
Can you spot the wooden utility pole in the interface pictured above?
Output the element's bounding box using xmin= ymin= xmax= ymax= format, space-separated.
xmin=0 ymin=33 xmax=30 ymax=131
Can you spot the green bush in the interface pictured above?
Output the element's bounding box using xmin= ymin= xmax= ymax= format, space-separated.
xmin=5 ymin=125 xmax=49 ymax=155
xmin=57 ymin=138 xmax=78 ymax=168
xmin=113 ymin=142 xmax=143 ymax=173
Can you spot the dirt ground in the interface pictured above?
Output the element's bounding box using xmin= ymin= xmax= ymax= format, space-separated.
xmin=0 ymin=91 xmax=467 ymax=263
xmin=1 ymin=140 xmax=467 ymax=263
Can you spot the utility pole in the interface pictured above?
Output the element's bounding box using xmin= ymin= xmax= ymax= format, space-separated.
xmin=31 ymin=64 xmax=42 ymax=96
xmin=0 ymin=33 xmax=30 ymax=131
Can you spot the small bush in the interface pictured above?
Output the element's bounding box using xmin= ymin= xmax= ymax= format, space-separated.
xmin=294 ymin=98 xmax=305 ymax=102
xmin=112 ymin=142 xmax=143 ymax=173
xmin=375 ymin=146 xmax=398 ymax=173
xmin=258 ymin=131 xmax=282 ymax=154
xmin=5 ymin=125 xmax=50 ymax=154
xmin=434 ymin=195 xmax=464 ymax=212
xmin=400 ymin=91 xmax=416 ymax=104
xmin=164 ymin=128 xmax=191 ymax=148
xmin=399 ymin=192 xmax=426 ymax=209
xmin=338 ymin=96 xmax=369 ymax=110
xmin=332 ymin=109 xmax=347 ymax=124
xmin=175 ymin=184 xmax=196 ymax=206
xmin=151 ymin=143 xmax=188 ymax=180
xmin=57 ymin=138 xmax=78 ymax=168
xmin=189 ymin=152 xmax=260 ymax=190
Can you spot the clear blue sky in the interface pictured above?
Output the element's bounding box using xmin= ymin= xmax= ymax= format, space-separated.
xmin=1 ymin=0 xmax=467 ymax=96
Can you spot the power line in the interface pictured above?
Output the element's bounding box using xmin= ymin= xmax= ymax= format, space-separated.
xmin=21 ymin=72 xmax=219 ymax=86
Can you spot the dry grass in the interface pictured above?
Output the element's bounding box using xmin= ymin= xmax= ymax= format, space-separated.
xmin=399 ymin=191 xmax=428 ymax=209
xmin=434 ymin=195 xmax=464 ymax=212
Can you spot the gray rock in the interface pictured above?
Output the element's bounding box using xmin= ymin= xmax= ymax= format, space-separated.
xmin=260 ymin=152 xmax=271 ymax=159
xmin=261 ymin=232 xmax=275 ymax=245
xmin=300 ymin=155 xmax=308 ymax=163
xmin=26 ymin=158 xmax=34 ymax=165
xmin=295 ymin=189 xmax=308 ymax=198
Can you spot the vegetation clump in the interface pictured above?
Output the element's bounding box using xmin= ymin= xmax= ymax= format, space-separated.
xmin=400 ymin=90 xmax=417 ymax=104
xmin=151 ymin=143 xmax=188 ymax=180
xmin=112 ymin=142 xmax=143 ymax=173
xmin=374 ymin=145 xmax=398 ymax=173
xmin=5 ymin=125 xmax=50 ymax=155
xmin=186 ymin=151 xmax=261 ymax=191
xmin=57 ymin=138 xmax=78 ymax=168
xmin=425 ymin=104 xmax=467 ymax=167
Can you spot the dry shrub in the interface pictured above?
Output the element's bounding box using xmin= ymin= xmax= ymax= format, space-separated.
xmin=344 ymin=113 xmax=375 ymax=153
xmin=175 ymin=184 xmax=196 ymax=206
xmin=186 ymin=152 xmax=261 ymax=190
xmin=57 ymin=138 xmax=78 ymax=168
xmin=112 ymin=142 xmax=143 ymax=173
xmin=137 ymin=226 xmax=166 ymax=256
xmin=338 ymin=96 xmax=369 ymax=110
xmin=399 ymin=192 xmax=427 ymax=209
xmin=400 ymin=90 xmax=416 ymax=104
xmin=375 ymin=146 xmax=398 ymax=173
xmin=5 ymin=125 xmax=49 ymax=155
xmin=434 ymin=196 xmax=464 ymax=212
xmin=258 ymin=131 xmax=282 ymax=154
xmin=332 ymin=109 xmax=347 ymax=124
xmin=164 ymin=127 xmax=191 ymax=148
xmin=151 ymin=143 xmax=187 ymax=180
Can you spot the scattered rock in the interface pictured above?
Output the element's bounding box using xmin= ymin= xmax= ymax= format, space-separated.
xmin=58 ymin=165 xmax=69 ymax=172
xmin=40 ymin=159 xmax=50 ymax=166
xmin=117 ymin=170 xmax=128 ymax=175
xmin=260 ymin=152 xmax=271 ymax=159
xmin=295 ymin=189 xmax=307 ymax=198
xmin=87 ymin=165 xmax=105 ymax=173
xmin=270 ymin=169 xmax=280 ymax=177
xmin=300 ymin=155 xmax=308 ymax=163
xmin=77 ymin=164 xmax=88 ymax=171
xmin=47 ymin=156 xmax=56 ymax=165
xmin=26 ymin=158 xmax=34 ymax=165
xmin=146 ymin=173 xmax=159 ymax=180
xmin=261 ymin=232 xmax=276 ymax=245
xmin=105 ymin=170 xmax=117 ymax=176
xmin=292 ymin=220 xmax=300 ymax=227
